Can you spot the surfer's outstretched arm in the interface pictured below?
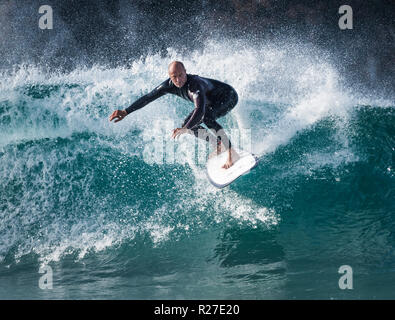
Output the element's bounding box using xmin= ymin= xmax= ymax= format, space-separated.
xmin=109 ymin=80 xmax=170 ymax=123
xmin=124 ymin=81 xmax=170 ymax=115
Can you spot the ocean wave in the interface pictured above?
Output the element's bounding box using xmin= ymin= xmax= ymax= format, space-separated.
xmin=0 ymin=40 xmax=393 ymax=264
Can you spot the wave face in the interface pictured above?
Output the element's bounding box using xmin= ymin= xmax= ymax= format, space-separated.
xmin=0 ymin=41 xmax=394 ymax=299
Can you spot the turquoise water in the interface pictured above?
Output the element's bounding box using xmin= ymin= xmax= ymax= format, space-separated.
xmin=0 ymin=43 xmax=394 ymax=299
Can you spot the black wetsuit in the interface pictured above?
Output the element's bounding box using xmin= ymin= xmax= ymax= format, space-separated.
xmin=125 ymin=74 xmax=238 ymax=149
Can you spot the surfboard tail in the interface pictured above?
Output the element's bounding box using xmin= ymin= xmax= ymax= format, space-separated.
xmin=206 ymin=149 xmax=258 ymax=188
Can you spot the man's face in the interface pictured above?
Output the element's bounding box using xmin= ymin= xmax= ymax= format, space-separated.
xmin=169 ymin=65 xmax=187 ymax=88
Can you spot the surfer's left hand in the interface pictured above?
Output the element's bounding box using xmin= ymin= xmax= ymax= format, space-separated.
xmin=172 ymin=128 xmax=188 ymax=139
xmin=109 ymin=110 xmax=127 ymax=123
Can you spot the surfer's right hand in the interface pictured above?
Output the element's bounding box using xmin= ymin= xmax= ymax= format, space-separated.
xmin=109 ymin=110 xmax=127 ymax=123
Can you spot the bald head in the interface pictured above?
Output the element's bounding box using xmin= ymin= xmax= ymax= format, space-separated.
xmin=168 ymin=61 xmax=186 ymax=73
xmin=168 ymin=61 xmax=187 ymax=88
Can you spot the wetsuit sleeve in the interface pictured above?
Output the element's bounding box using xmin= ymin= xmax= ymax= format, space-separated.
xmin=182 ymin=83 xmax=206 ymax=130
xmin=125 ymin=80 xmax=170 ymax=115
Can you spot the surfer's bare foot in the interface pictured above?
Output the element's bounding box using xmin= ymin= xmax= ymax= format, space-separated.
xmin=222 ymin=158 xmax=233 ymax=169
xmin=222 ymin=148 xmax=240 ymax=169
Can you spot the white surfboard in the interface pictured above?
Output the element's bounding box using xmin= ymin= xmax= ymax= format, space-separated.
xmin=206 ymin=149 xmax=259 ymax=188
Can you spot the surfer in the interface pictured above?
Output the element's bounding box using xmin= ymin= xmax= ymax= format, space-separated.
xmin=109 ymin=61 xmax=239 ymax=169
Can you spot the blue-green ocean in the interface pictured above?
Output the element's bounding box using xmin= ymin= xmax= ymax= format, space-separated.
xmin=0 ymin=43 xmax=394 ymax=299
